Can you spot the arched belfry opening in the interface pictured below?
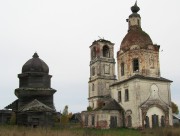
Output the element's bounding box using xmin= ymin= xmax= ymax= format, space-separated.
xmin=103 ymin=45 xmax=110 ymax=58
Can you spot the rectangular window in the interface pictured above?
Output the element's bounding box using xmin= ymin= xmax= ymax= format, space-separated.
xmin=92 ymin=115 xmax=95 ymax=126
xmin=121 ymin=63 xmax=124 ymax=76
xmin=133 ymin=59 xmax=139 ymax=72
xmin=92 ymin=83 xmax=95 ymax=91
xmin=125 ymin=89 xmax=129 ymax=101
xmin=118 ymin=91 xmax=121 ymax=102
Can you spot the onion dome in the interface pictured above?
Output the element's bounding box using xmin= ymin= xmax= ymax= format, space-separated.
xmin=129 ymin=1 xmax=140 ymax=18
xmin=22 ymin=53 xmax=49 ymax=74
xmin=131 ymin=1 xmax=140 ymax=13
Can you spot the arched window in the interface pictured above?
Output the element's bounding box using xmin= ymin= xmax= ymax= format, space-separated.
xmin=133 ymin=59 xmax=139 ymax=72
xmin=103 ymin=45 xmax=110 ymax=58
xmin=121 ymin=62 xmax=125 ymax=76
xmin=92 ymin=47 xmax=96 ymax=59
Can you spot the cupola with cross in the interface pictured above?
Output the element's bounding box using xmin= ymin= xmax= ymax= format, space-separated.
xmin=117 ymin=2 xmax=161 ymax=81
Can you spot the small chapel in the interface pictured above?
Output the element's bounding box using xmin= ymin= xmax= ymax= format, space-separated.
xmin=82 ymin=2 xmax=173 ymax=129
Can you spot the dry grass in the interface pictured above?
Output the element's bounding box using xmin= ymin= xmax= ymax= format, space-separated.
xmin=140 ymin=127 xmax=180 ymax=136
xmin=0 ymin=125 xmax=139 ymax=136
xmin=0 ymin=125 xmax=180 ymax=136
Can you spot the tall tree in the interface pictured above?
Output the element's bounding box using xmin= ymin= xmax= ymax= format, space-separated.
xmin=172 ymin=101 xmax=179 ymax=114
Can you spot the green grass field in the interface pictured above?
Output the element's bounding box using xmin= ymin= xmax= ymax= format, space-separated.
xmin=0 ymin=125 xmax=180 ymax=136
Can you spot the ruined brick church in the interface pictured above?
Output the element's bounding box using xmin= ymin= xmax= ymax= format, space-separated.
xmin=82 ymin=2 xmax=173 ymax=128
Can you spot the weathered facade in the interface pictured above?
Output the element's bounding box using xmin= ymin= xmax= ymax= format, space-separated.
xmin=82 ymin=2 xmax=173 ymax=129
xmin=88 ymin=39 xmax=116 ymax=109
xmin=6 ymin=53 xmax=57 ymax=127
xmin=0 ymin=110 xmax=12 ymax=124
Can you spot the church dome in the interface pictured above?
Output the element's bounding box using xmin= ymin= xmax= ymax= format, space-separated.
xmin=22 ymin=53 xmax=49 ymax=74
xmin=120 ymin=26 xmax=153 ymax=51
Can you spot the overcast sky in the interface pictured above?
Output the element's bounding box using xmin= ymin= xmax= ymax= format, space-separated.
xmin=0 ymin=0 xmax=180 ymax=114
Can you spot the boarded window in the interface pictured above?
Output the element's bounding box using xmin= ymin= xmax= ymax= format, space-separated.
xmin=121 ymin=63 xmax=125 ymax=76
xmin=118 ymin=91 xmax=122 ymax=102
xmin=103 ymin=45 xmax=110 ymax=58
xmin=125 ymin=89 xmax=129 ymax=101
xmin=105 ymin=82 xmax=109 ymax=89
xmin=104 ymin=64 xmax=110 ymax=74
xmin=133 ymin=59 xmax=139 ymax=72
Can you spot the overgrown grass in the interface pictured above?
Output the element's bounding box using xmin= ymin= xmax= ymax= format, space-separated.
xmin=0 ymin=125 xmax=180 ymax=136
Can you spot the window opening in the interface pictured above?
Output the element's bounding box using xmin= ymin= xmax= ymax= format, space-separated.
xmin=145 ymin=116 xmax=149 ymax=128
xmin=92 ymin=84 xmax=95 ymax=91
xmin=103 ymin=45 xmax=110 ymax=57
xmin=118 ymin=91 xmax=122 ymax=102
xmin=92 ymin=47 xmax=96 ymax=59
xmin=92 ymin=67 xmax=95 ymax=76
xmin=125 ymin=89 xmax=129 ymax=101
xmin=121 ymin=63 xmax=125 ymax=76
xmin=92 ymin=115 xmax=95 ymax=126
xmin=161 ymin=116 xmax=165 ymax=127
xmin=85 ymin=115 xmax=88 ymax=126
xmin=127 ymin=115 xmax=132 ymax=127
xmin=133 ymin=59 xmax=139 ymax=72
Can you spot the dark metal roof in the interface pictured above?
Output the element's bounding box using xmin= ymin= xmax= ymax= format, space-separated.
xmin=111 ymin=74 xmax=172 ymax=87
xmin=22 ymin=53 xmax=49 ymax=74
xmin=101 ymin=99 xmax=124 ymax=111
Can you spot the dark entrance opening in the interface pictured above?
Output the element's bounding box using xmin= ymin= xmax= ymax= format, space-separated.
xmin=110 ymin=116 xmax=117 ymax=128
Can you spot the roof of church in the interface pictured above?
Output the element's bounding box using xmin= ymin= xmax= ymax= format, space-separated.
xmin=22 ymin=52 xmax=49 ymax=74
xmin=120 ymin=26 xmax=153 ymax=51
xmin=19 ymin=99 xmax=54 ymax=112
xmin=92 ymin=98 xmax=124 ymax=112
xmin=91 ymin=39 xmax=114 ymax=47
xmin=101 ymin=99 xmax=124 ymax=111
xmin=5 ymin=99 xmax=18 ymax=110
xmin=111 ymin=75 xmax=173 ymax=87
xmin=120 ymin=2 xmax=153 ymax=52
